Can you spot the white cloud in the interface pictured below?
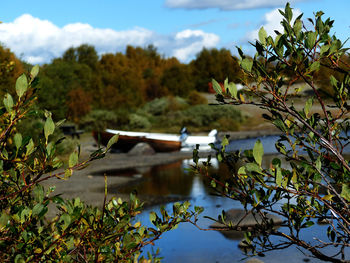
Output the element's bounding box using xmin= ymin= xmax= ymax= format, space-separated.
xmin=165 ymin=0 xmax=307 ymax=10
xmin=0 ymin=14 xmax=220 ymax=64
xmin=172 ymin=29 xmax=219 ymax=60
xmin=244 ymin=8 xmax=302 ymax=42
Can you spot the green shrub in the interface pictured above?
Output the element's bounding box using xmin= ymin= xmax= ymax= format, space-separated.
xmin=197 ymin=4 xmax=350 ymax=262
xmin=187 ymin=90 xmax=208 ymax=105
xmin=142 ymin=97 xmax=169 ymax=116
xmin=128 ymin=113 xmax=151 ymax=130
xmin=79 ymin=109 xmax=120 ymax=131
xmin=151 ymin=104 xmax=243 ymax=132
xmin=17 ymin=113 xmax=76 ymax=155
xmin=142 ymin=96 xmax=188 ymax=116
xmin=215 ymin=117 xmax=240 ymax=131
xmin=0 ymin=66 xmax=198 ymax=262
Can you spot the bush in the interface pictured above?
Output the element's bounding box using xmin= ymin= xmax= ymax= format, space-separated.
xmin=79 ymin=109 xmax=120 ymax=131
xmin=179 ymin=104 xmax=243 ymax=130
xmin=128 ymin=113 xmax=151 ymax=130
xmin=0 ymin=66 xmax=198 ymax=262
xmin=142 ymin=96 xmax=189 ymax=116
xmin=196 ymin=4 xmax=350 ymax=262
xmin=187 ymin=90 xmax=208 ymax=105
xmin=142 ymin=97 xmax=170 ymax=116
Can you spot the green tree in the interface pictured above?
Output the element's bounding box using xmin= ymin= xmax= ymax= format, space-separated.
xmin=63 ymin=44 xmax=99 ymax=70
xmin=0 ymin=45 xmax=24 ymax=97
xmin=199 ymin=4 xmax=350 ymax=262
xmin=190 ymin=48 xmax=243 ymax=91
xmin=160 ymin=62 xmax=194 ymax=97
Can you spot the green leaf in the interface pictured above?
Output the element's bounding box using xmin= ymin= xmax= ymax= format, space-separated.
xmin=258 ymin=27 xmax=267 ymax=45
xmin=285 ymin=3 xmax=293 ymax=22
xmin=330 ymin=75 xmax=338 ymax=87
xmin=15 ymin=255 xmax=25 ymax=263
xmin=44 ymin=116 xmax=55 ymax=141
xmin=46 ymin=142 xmax=55 ymax=156
xmin=20 ymin=208 xmax=31 ymax=223
xmin=221 ymin=136 xmax=229 ymax=147
xmin=212 ymin=79 xmax=223 ymax=95
xmin=237 ymin=166 xmax=246 ymax=175
xmin=60 ymin=214 xmax=71 ymax=231
xmin=309 ymin=61 xmax=320 ymax=72
xmin=30 ymin=65 xmax=39 ymax=79
xmin=69 ymin=151 xmax=79 ymax=168
xmin=304 ymin=97 xmax=313 ymax=117
xmin=26 ymin=139 xmax=35 ymax=156
xmin=273 ymin=119 xmax=286 ymax=132
xmin=149 ymin=211 xmax=157 ymax=223
xmin=0 ymin=212 xmax=9 ymax=229
xmin=341 ymin=184 xmax=350 ymax=201
xmin=305 ymin=32 xmax=317 ymax=49
xmin=245 ymin=163 xmax=262 ymax=173
xmin=293 ymin=19 xmax=302 ymax=35
xmin=316 ymin=156 xmax=322 ymax=171
xmin=320 ymin=44 xmax=330 ymax=55
xmin=106 ymin=134 xmax=119 ymax=151
xmin=228 ymin=82 xmax=238 ymax=99
xmin=32 ymin=204 xmax=44 ymax=216
xmin=3 ymin=93 xmax=14 ymax=112
xmin=276 ymin=167 xmax=282 ymax=187
xmin=33 ymin=185 xmax=44 ymax=203
xmin=65 ymin=169 xmax=72 ymax=179
xmin=16 ymin=74 xmax=28 ymax=99
xmin=14 ymin=133 xmax=22 ymax=150
xmin=241 ymin=58 xmax=253 ymax=72
xmin=224 ymin=77 xmax=228 ymax=91
xmin=253 ymin=139 xmax=264 ymax=166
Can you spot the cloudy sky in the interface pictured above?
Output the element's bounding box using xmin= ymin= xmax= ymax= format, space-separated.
xmin=1 ymin=0 xmax=349 ymax=64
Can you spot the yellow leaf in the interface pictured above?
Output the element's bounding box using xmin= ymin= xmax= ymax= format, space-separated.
xmin=34 ymin=248 xmax=42 ymax=254
xmin=239 ymin=93 xmax=245 ymax=102
xmin=323 ymin=194 xmax=334 ymax=201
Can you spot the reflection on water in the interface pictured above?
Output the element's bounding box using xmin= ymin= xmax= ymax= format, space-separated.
xmin=105 ymin=161 xmax=201 ymax=197
xmin=96 ymin=134 xmax=350 ymax=262
xmin=101 ymin=155 xmax=331 ymax=263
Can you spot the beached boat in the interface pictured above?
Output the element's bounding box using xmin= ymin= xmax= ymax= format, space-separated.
xmin=92 ymin=128 xmax=218 ymax=152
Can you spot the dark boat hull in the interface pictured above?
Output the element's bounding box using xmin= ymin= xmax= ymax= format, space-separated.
xmin=92 ymin=131 xmax=181 ymax=153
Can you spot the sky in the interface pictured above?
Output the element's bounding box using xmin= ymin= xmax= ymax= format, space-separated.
xmin=0 ymin=0 xmax=349 ymax=64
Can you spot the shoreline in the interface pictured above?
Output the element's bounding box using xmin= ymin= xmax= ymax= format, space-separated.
xmin=42 ymin=129 xmax=278 ymax=211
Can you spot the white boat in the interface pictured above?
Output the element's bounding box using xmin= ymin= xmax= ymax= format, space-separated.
xmin=93 ymin=128 xmax=218 ymax=152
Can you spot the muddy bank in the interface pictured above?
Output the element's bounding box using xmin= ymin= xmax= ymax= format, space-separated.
xmin=42 ymin=144 xmax=210 ymax=210
xmin=42 ymin=129 xmax=277 ymax=211
xmin=218 ymin=130 xmax=281 ymax=140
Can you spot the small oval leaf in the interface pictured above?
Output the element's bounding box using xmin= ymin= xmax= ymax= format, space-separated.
xmin=253 ymin=139 xmax=264 ymax=166
xmin=30 ymin=65 xmax=39 ymax=79
xmin=14 ymin=133 xmax=22 ymax=150
xmin=69 ymin=151 xmax=79 ymax=168
xmin=3 ymin=93 xmax=14 ymax=112
xmin=212 ymin=79 xmax=223 ymax=95
xmin=258 ymin=27 xmax=267 ymax=45
xmin=106 ymin=134 xmax=119 ymax=151
xmin=16 ymin=74 xmax=28 ymax=98
xmin=44 ymin=116 xmax=55 ymax=141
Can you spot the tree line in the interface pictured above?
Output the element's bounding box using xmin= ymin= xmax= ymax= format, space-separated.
xmin=0 ymin=42 xmax=346 ymax=123
xmin=0 ymin=44 xmax=244 ymax=122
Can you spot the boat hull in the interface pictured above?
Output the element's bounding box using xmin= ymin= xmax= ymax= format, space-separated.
xmin=93 ymin=131 xmax=182 ymax=153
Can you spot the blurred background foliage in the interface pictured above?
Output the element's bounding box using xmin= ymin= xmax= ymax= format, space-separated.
xmin=0 ymin=42 xmax=341 ymax=133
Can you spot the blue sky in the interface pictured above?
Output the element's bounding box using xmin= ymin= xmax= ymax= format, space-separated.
xmin=1 ymin=0 xmax=349 ymax=64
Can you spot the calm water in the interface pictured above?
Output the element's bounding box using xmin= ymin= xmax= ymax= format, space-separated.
xmin=103 ymin=135 xmax=348 ymax=262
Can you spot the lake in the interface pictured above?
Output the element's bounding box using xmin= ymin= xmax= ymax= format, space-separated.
xmin=102 ymin=135 xmax=348 ymax=262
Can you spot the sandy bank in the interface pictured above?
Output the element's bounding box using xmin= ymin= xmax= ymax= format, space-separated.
xmin=42 ymin=129 xmax=275 ymax=210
